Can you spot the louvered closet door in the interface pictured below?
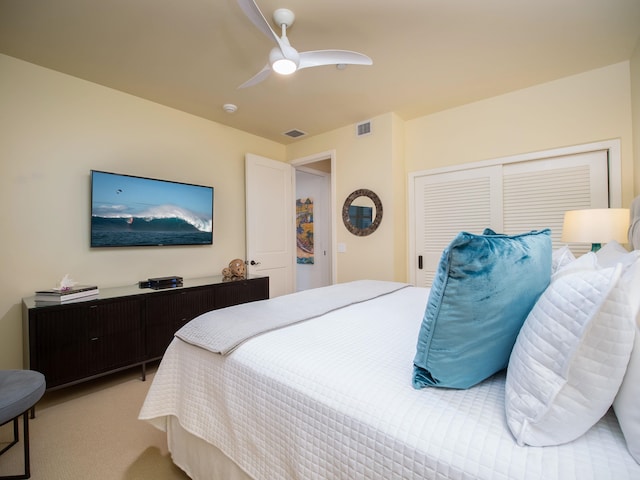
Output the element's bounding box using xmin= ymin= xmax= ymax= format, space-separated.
xmin=413 ymin=149 xmax=609 ymax=287
xmin=414 ymin=166 xmax=503 ymax=288
xmin=502 ymin=150 xmax=609 ymax=255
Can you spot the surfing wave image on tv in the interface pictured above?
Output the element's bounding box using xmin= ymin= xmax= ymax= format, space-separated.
xmin=90 ymin=170 xmax=214 ymax=247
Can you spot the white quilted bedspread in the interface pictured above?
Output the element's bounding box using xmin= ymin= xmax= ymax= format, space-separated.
xmin=177 ymin=280 xmax=409 ymax=355
xmin=139 ymin=284 xmax=640 ymax=480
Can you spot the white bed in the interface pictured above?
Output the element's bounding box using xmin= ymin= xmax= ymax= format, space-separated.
xmin=139 ymin=280 xmax=640 ymax=480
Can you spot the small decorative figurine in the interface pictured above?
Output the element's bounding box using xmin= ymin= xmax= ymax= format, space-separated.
xmin=222 ymin=259 xmax=246 ymax=280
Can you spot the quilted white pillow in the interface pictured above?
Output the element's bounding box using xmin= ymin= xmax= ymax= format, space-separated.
xmin=505 ymin=261 xmax=635 ymax=446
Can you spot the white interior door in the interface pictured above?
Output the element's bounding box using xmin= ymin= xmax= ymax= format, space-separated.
xmin=245 ymin=153 xmax=295 ymax=298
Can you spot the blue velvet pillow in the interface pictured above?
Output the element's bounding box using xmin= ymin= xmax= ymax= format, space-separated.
xmin=413 ymin=228 xmax=552 ymax=389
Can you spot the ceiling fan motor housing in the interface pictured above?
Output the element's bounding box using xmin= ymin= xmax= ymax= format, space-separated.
xmin=273 ymin=8 xmax=295 ymax=28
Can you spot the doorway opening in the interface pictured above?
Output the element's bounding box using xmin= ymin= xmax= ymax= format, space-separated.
xmin=292 ymin=151 xmax=336 ymax=291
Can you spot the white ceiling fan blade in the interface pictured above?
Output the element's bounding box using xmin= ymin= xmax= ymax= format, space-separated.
xmin=298 ymin=50 xmax=373 ymax=70
xmin=238 ymin=64 xmax=272 ymax=89
xmin=237 ymin=0 xmax=286 ymax=53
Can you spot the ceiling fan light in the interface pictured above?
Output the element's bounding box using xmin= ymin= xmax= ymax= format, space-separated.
xmin=269 ymin=46 xmax=299 ymax=75
xmin=272 ymin=58 xmax=297 ymax=75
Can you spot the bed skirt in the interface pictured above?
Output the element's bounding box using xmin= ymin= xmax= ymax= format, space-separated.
xmin=168 ymin=415 xmax=254 ymax=480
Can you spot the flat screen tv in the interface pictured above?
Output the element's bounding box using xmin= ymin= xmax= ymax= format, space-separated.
xmin=90 ymin=170 xmax=214 ymax=247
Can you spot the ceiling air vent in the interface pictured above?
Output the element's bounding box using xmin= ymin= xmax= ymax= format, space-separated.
xmin=283 ymin=129 xmax=307 ymax=139
xmin=356 ymin=120 xmax=372 ymax=137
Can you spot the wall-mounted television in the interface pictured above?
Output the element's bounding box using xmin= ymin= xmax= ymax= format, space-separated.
xmin=90 ymin=170 xmax=214 ymax=247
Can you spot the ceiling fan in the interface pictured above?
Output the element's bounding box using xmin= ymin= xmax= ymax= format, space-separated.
xmin=237 ymin=0 xmax=373 ymax=88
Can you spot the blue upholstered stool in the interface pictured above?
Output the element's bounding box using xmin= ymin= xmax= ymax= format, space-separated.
xmin=0 ymin=370 xmax=46 ymax=480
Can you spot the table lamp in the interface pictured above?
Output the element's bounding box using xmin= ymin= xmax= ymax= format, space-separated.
xmin=561 ymin=208 xmax=630 ymax=252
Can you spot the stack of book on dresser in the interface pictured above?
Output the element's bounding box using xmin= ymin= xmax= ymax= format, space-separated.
xmin=34 ymin=285 xmax=99 ymax=305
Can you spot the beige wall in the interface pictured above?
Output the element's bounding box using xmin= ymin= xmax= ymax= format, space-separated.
xmin=0 ymin=54 xmax=285 ymax=369
xmin=290 ymin=62 xmax=636 ymax=286
xmin=1 ymin=54 xmax=637 ymax=369
xmin=391 ymin=113 xmax=407 ymax=280
xmin=287 ymin=113 xmax=406 ymax=283
xmin=405 ymin=61 xmax=635 ymax=206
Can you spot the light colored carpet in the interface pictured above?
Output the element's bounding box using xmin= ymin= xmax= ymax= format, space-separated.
xmin=0 ymin=365 xmax=190 ymax=480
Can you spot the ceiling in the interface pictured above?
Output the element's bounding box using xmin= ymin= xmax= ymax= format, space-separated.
xmin=1 ymin=0 xmax=640 ymax=144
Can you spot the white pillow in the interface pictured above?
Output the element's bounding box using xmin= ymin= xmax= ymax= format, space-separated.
xmin=600 ymin=243 xmax=640 ymax=464
xmin=505 ymin=262 xmax=635 ymax=446
xmin=596 ymin=242 xmax=640 ymax=312
xmin=552 ymin=250 xmax=597 ymax=278
xmin=615 ymin=325 xmax=640 ymax=463
xmin=596 ymin=240 xmax=630 ymax=266
xmin=551 ymin=245 xmax=575 ymax=274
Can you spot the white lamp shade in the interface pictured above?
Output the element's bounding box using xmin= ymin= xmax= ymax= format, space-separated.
xmin=561 ymin=208 xmax=630 ymax=244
